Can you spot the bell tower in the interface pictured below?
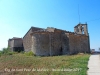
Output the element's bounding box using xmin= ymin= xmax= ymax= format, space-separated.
xmin=74 ymin=23 xmax=89 ymax=36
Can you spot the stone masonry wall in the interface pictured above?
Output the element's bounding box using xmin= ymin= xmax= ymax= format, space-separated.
xmin=23 ymin=28 xmax=32 ymax=52
xmin=62 ymin=33 xmax=70 ymax=54
xmin=14 ymin=39 xmax=23 ymax=47
xmin=50 ymin=32 xmax=62 ymax=56
xmin=23 ymin=25 xmax=90 ymax=56
xmin=8 ymin=39 xmax=14 ymax=51
xmin=68 ymin=33 xmax=90 ymax=54
xmin=32 ymin=33 xmax=50 ymax=56
xmin=8 ymin=39 xmax=14 ymax=48
xmin=31 ymin=31 xmax=64 ymax=56
xmin=31 ymin=31 xmax=70 ymax=56
xmin=23 ymin=27 xmax=45 ymax=52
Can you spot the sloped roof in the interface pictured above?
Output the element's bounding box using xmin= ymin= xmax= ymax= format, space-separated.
xmin=23 ymin=26 xmax=45 ymax=38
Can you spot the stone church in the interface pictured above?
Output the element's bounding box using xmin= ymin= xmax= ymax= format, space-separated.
xmin=8 ymin=23 xmax=90 ymax=56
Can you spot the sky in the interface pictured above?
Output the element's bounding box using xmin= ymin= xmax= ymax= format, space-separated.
xmin=0 ymin=0 xmax=100 ymax=51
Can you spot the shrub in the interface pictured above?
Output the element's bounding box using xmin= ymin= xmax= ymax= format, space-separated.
xmin=24 ymin=51 xmax=35 ymax=56
xmin=8 ymin=52 xmax=13 ymax=55
xmin=20 ymin=51 xmax=25 ymax=54
xmin=1 ymin=47 xmax=13 ymax=55
xmin=0 ymin=52 xmax=1 ymax=57
xmin=13 ymin=52 xmax=19 ymax=54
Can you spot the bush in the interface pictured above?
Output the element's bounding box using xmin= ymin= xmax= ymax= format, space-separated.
xmin=24 ymin=51 xmax=35 ymax=56
xmin=8 ymin=52 xmax=13 ymax=55
xmin=20 ymin=51 xmax=25 ymax=54
xmin=0 ymin=52 xmax=1 ymax=57
xmin=1 ymin=47 xmax=13 ymax=55
xmin=13 ymin=52 xmax=19 ymax=54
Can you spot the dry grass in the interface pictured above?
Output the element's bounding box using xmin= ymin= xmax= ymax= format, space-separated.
xmin=0 ymin=54 xmax=90 ymax=75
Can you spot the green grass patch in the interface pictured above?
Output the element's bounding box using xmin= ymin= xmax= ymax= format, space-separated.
xmin=24 ymin=51 xmax=36 ymax=56
xmin=0 ymin=54 xmax=90 ymax=75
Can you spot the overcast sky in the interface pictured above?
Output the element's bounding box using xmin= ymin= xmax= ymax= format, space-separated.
xmin=0 ymin=0 xmax=100 ymax=50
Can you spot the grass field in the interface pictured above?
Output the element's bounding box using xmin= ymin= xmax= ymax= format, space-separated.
xmin=0 ymin=53 xmax=90 ymax=75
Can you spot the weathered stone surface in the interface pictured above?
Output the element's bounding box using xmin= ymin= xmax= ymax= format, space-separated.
xmin=23 ymin=27 xmax=43 ymax=52
xmin=68 ymin=34 xmax=90 ymax=54
xmin=8 ymin=37 xmax=23 ymax=52
xmin=9 ymin=23 xmax=90 ymax=56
